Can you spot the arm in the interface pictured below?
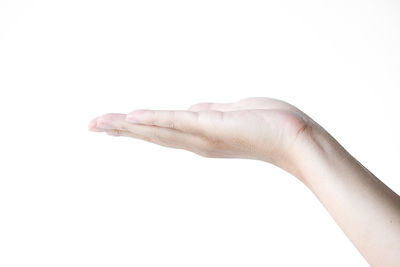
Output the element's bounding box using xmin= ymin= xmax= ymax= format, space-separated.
xmin=293 ymin=126 xmax=400 ymax=266
xmin=89 ymin=97 xmax=400 ymax=266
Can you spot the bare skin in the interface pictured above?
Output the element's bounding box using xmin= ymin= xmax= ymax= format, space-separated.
xmin=89 ymin=97 xmax=400 ymax=266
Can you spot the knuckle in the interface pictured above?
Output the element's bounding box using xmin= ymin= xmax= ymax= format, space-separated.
xmin=147 ymin=110 xmax=156 ymax=125
xmin=167 ymin=121 xmax=176 ymax=130
xmin=166 ymin=111 xmax=176 ymax=129
xmin=169 ymin=123 xmax=176 ymax=129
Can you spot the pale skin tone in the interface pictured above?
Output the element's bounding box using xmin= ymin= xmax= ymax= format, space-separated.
xmin=88 ymin=97 xmax=400 ymax=266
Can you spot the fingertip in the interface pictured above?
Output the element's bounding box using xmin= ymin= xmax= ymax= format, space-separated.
xmin=88 ymin=118 xmax=97 ymax=130
xmin=88 ymin=117 xmax=103 ymax=132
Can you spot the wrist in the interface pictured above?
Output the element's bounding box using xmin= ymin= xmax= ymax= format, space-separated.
xmin=288 ymin=124 xmax=346 ymax=185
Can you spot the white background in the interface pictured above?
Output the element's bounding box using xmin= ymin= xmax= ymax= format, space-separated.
xmin=1 ymin=0 xmax=399 ymax=266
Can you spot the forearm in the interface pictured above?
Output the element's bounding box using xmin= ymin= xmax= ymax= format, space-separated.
xmin=293 ymin=127 xmax=400 ymax=266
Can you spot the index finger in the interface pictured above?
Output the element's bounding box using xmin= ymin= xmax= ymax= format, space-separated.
xmin=125 ymin=109 xmax=224 ymax=136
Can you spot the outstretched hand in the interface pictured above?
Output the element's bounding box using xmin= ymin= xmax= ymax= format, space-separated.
xmin=89 ymin=97 xmax=400 ymax=266
xmin=88 ymin=97 xmax=320 ymax=174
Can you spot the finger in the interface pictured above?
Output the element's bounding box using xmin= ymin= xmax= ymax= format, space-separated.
xmin=103 ymin=128 xmax=202 ymax=150
xmin=188 ymin=102 xmax=236 ymax=112
xmin=236 ymin=97 xmax=300 ymax=111
xmin=188 ymin=98 xmax=299 ymax=112
xmin=95 ymin=113 xmax=131 ymax=131
xmin=105 ymin=129 xmax=211 ymax=157
xmin=125 ymin=109 xmax=224 ymax=136
xmin=96 ymin=113 xmax=212 ymax=154
xmin=88 ymin=117 xmax=103 ymax=132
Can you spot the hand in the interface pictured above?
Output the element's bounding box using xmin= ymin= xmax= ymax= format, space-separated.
xmin=89 ymin=97 xmax=400 ymax=266
xmin=88 ymin=97 xmax=320 ymax=174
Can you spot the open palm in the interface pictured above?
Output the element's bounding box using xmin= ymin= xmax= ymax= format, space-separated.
xmin=89 ymin=97 xmax=317 ymax=172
